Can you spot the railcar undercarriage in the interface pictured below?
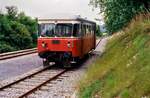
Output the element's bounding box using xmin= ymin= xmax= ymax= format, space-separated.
xmin=39 ymin=51 xmax=75 ymax=68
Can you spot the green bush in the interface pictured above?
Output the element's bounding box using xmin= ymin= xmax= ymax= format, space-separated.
xmin=0 ymin=42 xmax=15 ymax=53
xmin=96 ymin=25 xmax=102 ymax=36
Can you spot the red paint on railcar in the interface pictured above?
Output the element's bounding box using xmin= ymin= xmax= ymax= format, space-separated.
xmin=38 ymin=37 xmax=82 ymax=57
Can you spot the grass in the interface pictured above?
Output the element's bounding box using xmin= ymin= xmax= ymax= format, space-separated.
xmin=79 ymin=14 xmax=150 ymax=98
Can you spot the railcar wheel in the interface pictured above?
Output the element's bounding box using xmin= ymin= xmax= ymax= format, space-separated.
xmin=43 ymin=59 xmax=49 ymax=66
xmin=55 ymin=61 xmax=63 ymax=68
xmin=55 ymin=59 xmax=71 ymax=68
xmin=63 ymin=59 xmax=71 ymax=68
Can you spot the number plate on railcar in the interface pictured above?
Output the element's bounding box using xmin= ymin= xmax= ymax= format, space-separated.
xmin=52 ymin=40 xmax=60 ymax=44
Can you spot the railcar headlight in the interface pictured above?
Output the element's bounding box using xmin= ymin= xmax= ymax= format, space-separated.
xmin=67 ymin=43 xmax=71 ymax=48
xmin=42 ymin=42 xmax=47 ymax=48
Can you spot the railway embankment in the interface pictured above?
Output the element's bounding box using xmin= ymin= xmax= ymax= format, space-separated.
xmin=78 ymin=14 xmax=150 ymax=98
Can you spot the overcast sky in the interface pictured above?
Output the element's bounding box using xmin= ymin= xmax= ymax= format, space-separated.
xmin=0 ymin=0 xmax=101 ymax=21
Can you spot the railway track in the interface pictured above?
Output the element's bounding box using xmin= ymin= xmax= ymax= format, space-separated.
xmin=0 ymin=65 xmax=68 ymax=98
xmin=0 ymin=48 xmax=37 ymax=60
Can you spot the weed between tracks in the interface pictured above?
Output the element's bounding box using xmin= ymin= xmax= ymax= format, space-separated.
xmin=79 ymin=14 xmax=150 ymax=98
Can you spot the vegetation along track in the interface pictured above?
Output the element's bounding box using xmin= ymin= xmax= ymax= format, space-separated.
xmin=0 ymin=65 xmax=68 ymax=98
xmin=0 ymin=48 xmax=37 ymax=60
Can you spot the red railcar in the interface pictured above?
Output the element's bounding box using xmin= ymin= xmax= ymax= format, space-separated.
xmin=38 ymin=16 xmax=96 ymax=67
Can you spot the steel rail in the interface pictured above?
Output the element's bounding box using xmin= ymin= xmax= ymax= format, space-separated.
xmin=0 ymin=64 xmax=68 ymax=98
xmin=0 ymin=48 xmax=37 ymax=60
xmin=0 ymin=48 xmax=37 ymax=56
xmin=0 ymin=65 xmax=51 ymax=90
xmin=95 ymin=38 xmax=102 ymax=49
xmin=18 ymin=69 xmax=67 ymax=98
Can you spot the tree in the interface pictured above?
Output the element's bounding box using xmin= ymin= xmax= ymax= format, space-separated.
xmin=18 ymin=12 xmax=38 ymax=43
xmin=0 ymin=6 xmax=37 ymax=53
xmin=9 ymin=21 xmax=33 ymax=49
xmin=0 ymin=14 xmax=16 ymax=52
xmin=96 ymin=25 xmax=102 ymax=36
xmin=5 ymin=6 xmax=18 ymax=20
xmin=0 ymin=14 xmax=12 ymax=40
xmin=18 ymin=12 xmax=37 ymax=33
xmin=90 ymin=0 xmax=150 ymax=33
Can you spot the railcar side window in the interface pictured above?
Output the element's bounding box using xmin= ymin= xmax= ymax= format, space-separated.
xmin=81 ymin=24 xmax=86 ymax=36
xmin=89 ymin=25 xmax=92 ymax=35
xmin=91 ymin=25 xmax=94 ymax=35
xmin=86 ymin=25 xmax=90 ymax=35
xmin=73 ymin=24 xmax=80 ymax=37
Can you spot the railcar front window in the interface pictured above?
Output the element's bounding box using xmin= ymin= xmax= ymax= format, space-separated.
xmin=55 ymin=24 xmax=72 ymax=37
xmin=39 ymin=24 xmax=55 ymax=37
xmin=39 ymin=23 xmax=73 ymax=37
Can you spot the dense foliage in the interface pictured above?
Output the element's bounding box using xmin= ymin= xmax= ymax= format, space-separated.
xmin=0 ymin=6 xmax=37 ymax=53
xmin=90 ymin=0 xmax=150 ymax=33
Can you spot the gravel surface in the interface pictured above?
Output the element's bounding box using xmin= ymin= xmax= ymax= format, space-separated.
xmin=0 ymin=69 xmax=65 ymax=98
xmin=95 ymin=37 xmax=108 ymax=52
xmin=0 ymin=53 xmax=42 ymax=81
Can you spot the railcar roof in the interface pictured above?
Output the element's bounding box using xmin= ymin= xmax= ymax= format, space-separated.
xmin=38 ymin=15 xmax=96 ymax=24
